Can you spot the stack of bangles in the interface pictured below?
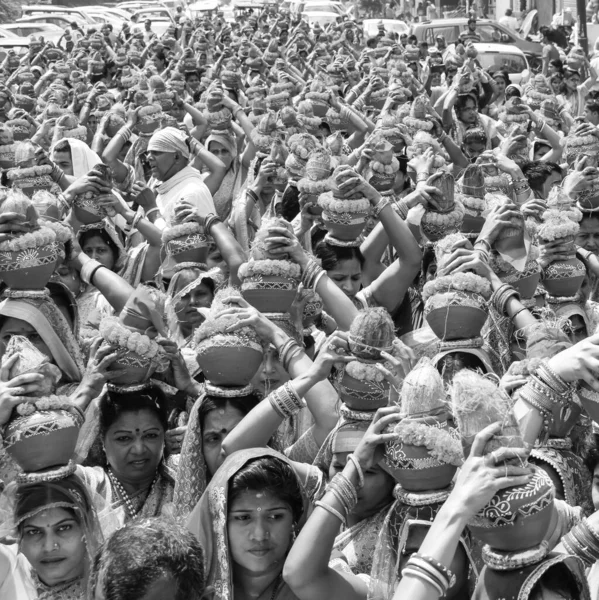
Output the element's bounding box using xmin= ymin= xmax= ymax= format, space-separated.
xmin=268 ymin=381 xmax=304 ymax=419
xmin=373 ymin=197 xmax=391 ymax=219
xmin=51 ymin=163 xmax=64 ymax=183
xmin=490 ymin=283 xmax=521 ymax=316
xmin=393 ymin=198 xmax=410 ymax=220
xmin=302 ymin=258 xmax=325 ymax=290
xmin=416 ymin=171 xmax=430 ymax=183
xmin=116 ymin=125 xmax=132 ymax=144
xmin=401 ymin=553 xmax=456 ymax=596
xmin=204 ymin=213 xmax=222 ymax=232
xmin=315 ymin=466 xmax=361 ymax=527
xmin=512 ymin=177 xmax=530 ymax=195
xmin=474 ymin=238 xmax=491 ymax=261
xmin=562 ymin=518 xmax=599 ymax=566
xmin=277 ymin=338 xmax=302 ymax=371
xmin=188 ymin=136 xmax=206 ymax=159
xmin=80 ymin=259 xmax=106 ymax=286
xmin=516 ymin=361 xmax=574 ymax=442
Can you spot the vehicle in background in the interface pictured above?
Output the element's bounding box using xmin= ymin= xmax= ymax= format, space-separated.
xmin=295 ymin=0 xmax=345 ymax=15
xmin=1 ymin=22 xmax=64 ymax=44
xmin=188 ymin=0 xmax=220 ymax=19
xmin=86 ymin=9 xmax=126 ymax=29
xmin=363 ymin=18 xmax=409 ymax=39
xmin=301 ymin=10 xmax=339 ymax=26
xmin=0 ymin=38 xmax=30 ymax=63
xmin=463 ymin=43 xmax=530 ymax=85
xmin=411 ymin=18 xmax=542 ymax=70
xmin=16 ymin=14 xmax=88 ymax=33
xmin=130 ymin=7 xmax=174 ymax=36
xmin=117 ymin=1 xmax=157 ymax=14
xmin=20 ymin=4 xmax=98 ymax=25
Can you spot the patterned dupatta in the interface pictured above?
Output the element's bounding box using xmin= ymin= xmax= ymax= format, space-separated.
xmin=186 ymin=448 xmax=312 ymax=600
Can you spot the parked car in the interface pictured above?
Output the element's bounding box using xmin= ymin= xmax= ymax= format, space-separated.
xmin=411 ymin=18 xmax=542 ymax=69
xmin=130 ymin=7 xmax=174 ymax=36
xmin=467 ymin=43 xmax=530 ymax=85
xmin=0 ymin=38 xmax=30 ymax=63
xmin=20 ymin=4 xmax=98 ymax=25
xmin=294 ymin=0 xmax=345 ymax=15
xmin=363 ymin=18 xmax=409 ymax=39
xmin=1 ymin=22 xmax=64 ymax=44
xmin=301 ymin=10 xmax=339 ymax=26
xmin=16 ymin=15 xmax=88 ymax=33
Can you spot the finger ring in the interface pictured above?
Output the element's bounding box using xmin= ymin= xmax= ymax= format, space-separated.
xmin=336 ymin=347 xmax=346 ymax=355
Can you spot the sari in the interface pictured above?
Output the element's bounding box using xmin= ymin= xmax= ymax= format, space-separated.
xmin=186 ymin=448 xmax=319 ymax=600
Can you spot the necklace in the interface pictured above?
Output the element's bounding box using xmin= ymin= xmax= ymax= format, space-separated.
xmin=107 ymin=468 xmax=158 ymax=519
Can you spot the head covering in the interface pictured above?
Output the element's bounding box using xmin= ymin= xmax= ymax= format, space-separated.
xmin=148 ymin=126 xmax=190 ymax=159
xmin=186 ymin=448 xmax=311 ymax=600
xmin=206 ymin=129 xmax=238 ymax=162
xmin=50 ymin=138 xmax=102 ymax=179
xmin=0 ymin=292 xmax=84 ymax=382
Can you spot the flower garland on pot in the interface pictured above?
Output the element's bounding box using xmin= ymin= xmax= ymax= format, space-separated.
xmin=297 ymin=147 xmax=332 ymax=209
xmin=297 ymin=100 xmax=322 ymax=136
xmin=7 ymin=141 xmax=60 ymax=198
xmin=420 ymin=172 xmax=465 ymax=242
xmin=0 ymin=190 xmax=60 ymax=290
xmin=238 ymin=217 xmax=301 ymax=314
xmin=406 ymin=131 xmax=447 ymax=171
xmin=423 ymin=234 xmax=492 ymax=341
xmin=72 ymin=164 xmax=118 ymax=224
xmin=489 ymin=246 xmax=541 ymax=301
xmin=402 ymin=95 xmax=434 ymax=136
xmin=523 ymin=74 xmax=554 ymax=111
xmin=305 ymin=78 xmax=330 ymax=118
xmin=563 ymin=121 xmax=599 ymax=168
xmin=0 ymin=125 xmax=16 ymax=170
xmin=318 ymin=165 xmax=371 ymax=246
xmin=457 ymin=164 xmax=487 ymax=238
xmin=385 ymin=359 xmax=463 ymax=502
xmin=498 ymin=97 xmax=530 ymax=129
xmin=161 ymin=216 xmax=210 ymax=264
xmin=451 ymin=369 xmax=555 ymax=568
xmin=364 ymin=136 xmax=399 ymax=194
xmin=203 ymin=83 xmax=232 ymax=131
xmin=193 ymin=287 xmax=263 ymax=388
xmin=250 ymin=110 xmax=279 ymax=155
xmin=475 ymin=152 xmax=513 ymax=196
xmin=285 ymin=133 xmax=318 ymax=181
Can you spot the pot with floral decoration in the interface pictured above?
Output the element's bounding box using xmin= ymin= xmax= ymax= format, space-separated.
xmin=161 ymin=212 xmax=209 ymax=264
xmin=297 ymin=100 xmax=322 ymax=136
xmin=263 ymin=38 xmax=279 ymax=65
xmin=326 ymin=131 xmax=346 ymax=168
xmin=537 ymin=215 xmax=586 ymax=297
xmin=452 ymin=369 xmax=555 ymax=557
xmin=136 ymin=103 xmax=163 ymax=135
xmin=194 ymin=287 xmax=263 ymax=386
xmin=99 ymin=287 xmax=170 ymax=385
xmin=239 ymin=218 xmax=301 ymax=313
xmin=2 ymin=335 xmax=81 ymax=475
xmin=423 ymin=234 xmax=492 ymax=340
xmin=333 ymin=308 xmax=397 ymax=411
xmin=523 ymin=74 xmax=553 ymax=111
xmin=266 ymin=88 xmax=290 ymax=112
xmin=278 ymin=107 xmax=304 ymax=137
xmin=248 ymin=98 xmax=267 ymax=127
xmin=536 ymin=98 xmax=562 ymax=131
xmin=6 ymin=142 xmax=60 ymax=198
xmin=365 ymin=137 xmax=399 ymax=193
xmin=563 ymin=121 xmax=599 ymax=168
xmin=402 ymin=96 xmax=434 ymax=137
xmin=406 ymin=131 xmax=447 ymax=170
xmin=6 ymin=119 xmax=31 ymax=142
xmin=54 ymin=113 xmax=87 ymax=143
xmin=576 ymin=166 xmax=599 ymax=211
xmin=498 ymin=97 xmax=530 ymax=129
xmin=475 ymin=151 xmax=513 ymax=195
xmin=269 ymin=139 xmax=289 ymax=191
xmin=318 ymin=165 xmax=371 ymax=245
xmin=297 ymin=148 xmax=332 ymax=214
xmin=121 ymin=66 xmax=141 ymax=90
xmin=13 ymin=83 xmax=36 ymax=114
xmin=376 ymin=115 xmax=411 ymax=157
xmin=485 ymin=192 xmax=526 ymax=263
xmin=0 ymin=190 xmax=60 ymax=290
xmin=149 ymin=75 xmax=175 ymax=113
xmin=384 ymin=359 xmax=463 ymax=493
xmin=457 ymin=164 xmax=487 ymax=237
xmin=490 ymin=248 xmax=541 ymax=301
xmin=246 ymin=80 xmax=268 ymax=102
xmin=421 ymin=172 xmax=465 ymax=242
xmin=250 ymin=111 xmax=279 ymax=155
xmin=72 ymin=164 xmax=118 ymax=225
xmin=285 ymin=133 xmax=317 ymax=181
xmin=0 ymin=125 xmax=15 ymax=170
xmin=305 ymin=79 xmax=330 ymax=118
xmin=203 ymin=83 xmax=232 ymax=131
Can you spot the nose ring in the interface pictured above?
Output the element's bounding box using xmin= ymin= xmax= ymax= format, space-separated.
xmin=54 ymin=542 xmax=59 ymax=549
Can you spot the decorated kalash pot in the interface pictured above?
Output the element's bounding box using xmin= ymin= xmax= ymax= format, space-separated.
xmin=563 ymin=119 xmax=599 ymax=168
xmin=305 ymin=78 xmax=330 ymax=118
xmin=2 ymin=335 xmax=83 ymax=481
xmin=537 ymin=208 xmax=586 ymax=299
xmin=161 ymin=209 xmax=210 ymax=265
xmin=238 ymin=218 xmax=301 ymax=314
xmin=297 ymin=147 xmax=332 ymax=213
xmin=0 ymin=190 xmax=60 ymax=290
xmin=475 ymin=151 xmax=513 ymax=196
xmin=402 ymin=95 xmax=434 ymax=137
xmin=0 ymin=124 xmax=16 ymax=170
xmin=575 ymin=165 xmax=599 ymax=211
xmin=452 ymin=369 xmax=556 ymax=561
xmin=384 ymin=359 xmax=463 ymax=495
xmin=72 ymin=164 xmax=118 ymax=225
xmin=498 ymin=97 xmax=530 ymax=131
xmin=364 ymin=136 xmax=399 ymax=194
xmin=53 ymin=113 xmax=87 ymax=143
xmin=318 ymin=165 xmax=371 ymax=246
xmin=332 ymin=308 xmax=399 ymax=412
xmin=423 ymin=233 xmax=492 ymax=341
xmin=193 ymin=287 xmax=263 ymax=387
xmin=6 ymin=118 xmax=31 ymax=143
xmin=203 ymin=82 xmax=232 ymax=132
xmin=7 ymin=141 xmax=61 ymax=198
xmin=99 ymin=287 xmax=170 ymax=386
xmin=456 ymin=164 xmax=487 ymax=239
xmin=523 ymin=74 xmax=554 ymax=111
xmin=135 ymin=102 xmax=163 ymax=136
xmin=420 ymin=172 xmax=465 ymax=243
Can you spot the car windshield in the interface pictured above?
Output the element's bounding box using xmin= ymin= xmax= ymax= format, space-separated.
xmin=476 ymin=52 xmax=527 ymax=74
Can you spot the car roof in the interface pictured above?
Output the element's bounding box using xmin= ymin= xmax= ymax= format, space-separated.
xmin=303 ymin=10 xmax=339 ymax=15
xmin=472 ymin=42 xmax=525 ymax=55
xmin=0 ymin=37 xmax=30 ymax=46
xmin=414 ymin=18 xmax=498 ymax=26
xmin=4 ymin=22 xmax=63 ymax=30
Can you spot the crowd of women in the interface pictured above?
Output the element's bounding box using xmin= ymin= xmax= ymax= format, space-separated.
xmin=3 ymin=5 xmax=599 ymax=600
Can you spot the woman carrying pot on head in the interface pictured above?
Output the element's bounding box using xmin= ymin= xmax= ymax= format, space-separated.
xmin=0 ymin=475 xmax=103 ymax=600
xmin=186 ymin=447 xmax=323 ymax=600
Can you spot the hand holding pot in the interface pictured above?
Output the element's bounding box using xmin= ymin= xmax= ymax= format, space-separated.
xmin=0 ymin=355 xmax=45 ymax=427
xmin=547 ymin=333 xmax=599 ymax=391
xmin=310 ymin=331 xmax=352 ymax=381
xmin=476 ymin=202 xmax=522 ymax=248
xmin=353 ymin=406 xmax=402 ymax=471
xmin=265 ymin=225 xmax=306 ymax=266
xmin=537 ymin=239 xmax=575 ymax=269
xmin=221 ymin=295 xmax=279 ymax=343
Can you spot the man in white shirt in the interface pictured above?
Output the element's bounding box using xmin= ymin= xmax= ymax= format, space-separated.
xmin=499 ymin=8 xmax=518 ymax=32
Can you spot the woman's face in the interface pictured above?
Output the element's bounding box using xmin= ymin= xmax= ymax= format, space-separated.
xmin=463 ymin=139 xmax=486 ymax=162
xmin=0 ymin=317 xmax=51 ymax=362
xmin=251 ymin=345 xmax=289 ymax=396
xmin=152 ymin=55 xmax=165 ymax=71
xmin=565 ymin=73 xmax=580 ymax=92
xmin=203 ymin=403 xmax=245 ymax=477
xmin=326 ymin=258 xmax=362 ymax=300
xmin=51 ymin=150 xmax=74 ymax=177
xmin=103 ymin=409 xmax=165 ymax=485
xmin=227 ymin=489 xmax=294 ymax=576
xmin=81 ymin=234 xmax=116 ymax=271
xmin=209 ymin=140 xmax=234 ymax=171
xmin=20 ymin=507 xmax=85 ymax=587
xmin=493 ymin=76 xmax=507 ymax=95
xmin=330 ymin=452 xmax=394 ymax=520
xmin=173 ymin=278 xmax=213 ymax=335
xmin=187 ymin=74 xmax=200 ymax=90
xmin=550 ymin=76 xmax=563 ymax=94
xmin=55 ymin=261 xmax=82 ymax=297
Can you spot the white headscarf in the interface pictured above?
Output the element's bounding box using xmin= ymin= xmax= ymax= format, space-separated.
xmin=50 ymin=137 xmax=101 ymax=178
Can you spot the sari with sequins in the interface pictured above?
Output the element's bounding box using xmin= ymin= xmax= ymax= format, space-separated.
xmin=186 ymin=448 xmax=322 ymax=600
